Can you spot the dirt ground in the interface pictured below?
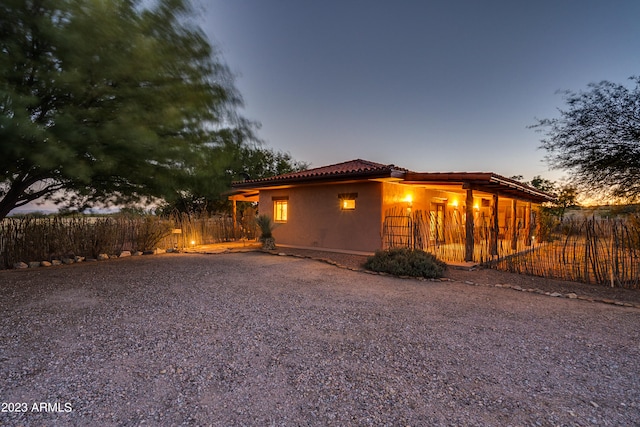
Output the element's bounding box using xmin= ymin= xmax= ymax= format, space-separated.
xmin=1 ymin=252 xmax=639 ymax=426
xmin=274 ymin=247 xmax=640 ymax=307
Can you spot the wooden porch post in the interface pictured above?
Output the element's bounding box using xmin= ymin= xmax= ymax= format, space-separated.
xmin=490 ymin=194 xmax=499 ymax=256
xmin=510 ymin=199 xmax=518 ymax=251
xmin=465 ymin=187 xmax=474 ymax=262
xmin=232 ymin=199 xmax=237 ymax=240
xmin=525 ymin=202 xmax=532 ymax=246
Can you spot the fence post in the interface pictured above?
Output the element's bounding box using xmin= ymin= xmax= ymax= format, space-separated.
xmin=464 ymin=187 xmax=474 ymax=262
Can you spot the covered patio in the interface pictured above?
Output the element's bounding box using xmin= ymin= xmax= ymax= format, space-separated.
xmin=382 ymin=172 xmax=553 ymax=263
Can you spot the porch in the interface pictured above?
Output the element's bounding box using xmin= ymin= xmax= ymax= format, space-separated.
xmin=382 ymin=206 xmax=538 ymax=264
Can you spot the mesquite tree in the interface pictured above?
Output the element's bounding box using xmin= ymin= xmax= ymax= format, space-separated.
xmin=0 ymin=0 xmax=250 ymax=219
xmin=533 ymin=77 xmax=640 ymax=202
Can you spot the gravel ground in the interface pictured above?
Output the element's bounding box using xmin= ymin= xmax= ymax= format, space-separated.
xmin=1 ymin=252 xmax=639 ymax=426
xmin=274 ymin=247 xmax=640 ymax=307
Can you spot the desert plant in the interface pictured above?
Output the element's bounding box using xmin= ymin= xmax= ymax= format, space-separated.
xmin=256 ymin=215 xmax=274 ymax=240
xmin=256 ymin=214 xmax=276 ymax=250
xmin=134 ymin=216 xmax=172 ymax=251
xmin=364 ymin=248 xmax=447 ymax=279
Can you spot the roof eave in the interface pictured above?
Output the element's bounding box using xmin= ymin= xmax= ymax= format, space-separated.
xmin=231 ymin=169 xmax=404 ymax=189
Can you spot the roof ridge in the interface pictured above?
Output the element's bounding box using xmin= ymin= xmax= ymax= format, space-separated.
xmin=232 ymin=158 xmax=403 ymax=186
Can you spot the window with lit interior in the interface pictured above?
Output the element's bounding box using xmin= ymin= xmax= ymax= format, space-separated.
xmin=273 ymin=198 xmax=288 ymax=222
xmin=339 ymin=193 xmax=357 ymax=210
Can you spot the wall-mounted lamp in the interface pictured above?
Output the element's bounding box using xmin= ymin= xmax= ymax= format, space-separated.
xmin=404 ymin=194 xmax=413 ymax=213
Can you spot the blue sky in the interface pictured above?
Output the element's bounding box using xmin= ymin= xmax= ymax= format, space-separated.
xmin=200 ymin=0 xmax=640 ymax=182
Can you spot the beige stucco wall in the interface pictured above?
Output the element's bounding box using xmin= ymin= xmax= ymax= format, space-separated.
xmin=258 ymin=181 xmax=383 ymax=252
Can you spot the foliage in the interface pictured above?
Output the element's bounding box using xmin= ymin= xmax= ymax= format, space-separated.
xmin=0 ymin=0 xmax=251 ymax=220
xmin=255 ymin=214 xmax=274 ymax=240
xmin=529 ymin=176 xmax=556 ymax=194
xmin=532 ymin=77 xmax=640 ymax=202
xmin=364 ymin=248 xmax=447 ymax=279
xmin=159 ymin=142 xmax=308 ymax=214
xmin=133 ymin=216 xmax=172 ymax=251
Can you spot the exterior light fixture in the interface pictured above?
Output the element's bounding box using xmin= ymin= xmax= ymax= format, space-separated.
xmin=404 ymin=194 xmax=413 ymax=213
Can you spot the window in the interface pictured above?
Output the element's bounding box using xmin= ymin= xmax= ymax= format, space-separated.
xmin=338 ymin=193 xmax=357 ymax=210
xmin=341 ymin=199 xmax=356 ymax=210
xmin=273 ymin=197 xmax=288 ymax=222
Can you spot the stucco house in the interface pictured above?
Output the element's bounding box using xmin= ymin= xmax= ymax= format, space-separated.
xmin=228 ymin=159 xmax=554 ymax=263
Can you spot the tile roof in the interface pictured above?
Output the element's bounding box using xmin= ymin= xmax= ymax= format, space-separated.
xmin=230 ymin=158 xmax=555 ymax=203
xmin=232 ymin=159 xmax=407 ymax=188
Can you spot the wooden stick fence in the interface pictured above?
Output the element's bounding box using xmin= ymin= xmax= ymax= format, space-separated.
xmin=383 ymin=209 xmax=640 ymax=289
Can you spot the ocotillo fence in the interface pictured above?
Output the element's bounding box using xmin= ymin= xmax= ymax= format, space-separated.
xmin=0 ymin=211 xmax=258 ymax=269
xmin=383 ymin=207 xmax=640 ymax=289
xmin=495 ymin=216 xmax=640 ymax=289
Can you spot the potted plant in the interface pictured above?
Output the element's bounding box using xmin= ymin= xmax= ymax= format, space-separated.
xmin=256 ymin=214 xmax=276 ymax=250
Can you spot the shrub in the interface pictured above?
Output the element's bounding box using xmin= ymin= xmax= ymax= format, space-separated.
xmin=364 ymin=247 xmax=447 ymax=279
xmin=256 ymin=214 xmax=274 ymax=241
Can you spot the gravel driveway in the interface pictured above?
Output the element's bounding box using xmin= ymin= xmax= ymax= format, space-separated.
xmin=1 ymin=252 xmax=639 ymax=426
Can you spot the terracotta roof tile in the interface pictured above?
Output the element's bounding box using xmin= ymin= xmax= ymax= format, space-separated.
xmin=232 ymin=159 xmax=407 ymax=187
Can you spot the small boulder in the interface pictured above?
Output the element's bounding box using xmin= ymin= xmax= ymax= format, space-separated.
xmin=14 ymin=262 xmax=28 ymax=269
xmin=40 ymin=261 xmax=52 ymax=267
xmin=119 ymin=250 xmax=132 ymax=258
xmin=97 ymin=253 xmax=109 ymax=261
xmin=74 ymin=256 xmax=85 ymax=263
xmin=61 ymin=258 xmax=75 ymax=265
xmin=51 ymin=259 xmax=62 ymax=266
xmin=28 ymin=261 xmax=41 ymax=268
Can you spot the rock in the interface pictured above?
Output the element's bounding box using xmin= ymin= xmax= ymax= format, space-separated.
xmin=97 ymin=253 xmax=109 ymax=261
xmin=40 ymin=261 xmax=52 ymax=267
xmin=74 ymin=256 xmax=85 ymax=263
xmin=109 ymin=255 xmax=118 ymax=259
xmin=133 ymin=251 xmax=143 ymax=256
xmin=512 ymin=285 xmax=523 ymax=291
xmin=28 ymin=261 xmax=41 ymax=268
xmin=567 ymin=293 xmax=578 ymax=299
xmin=549 ymin=292 xmax=563 ymax=297
xmin=14 ymin=262 xmax=28 ymax=269
xmin=119 ymin=251 xmax=132 ymax=258
xmin=154 ymin=248 xmax=166 ymax=254
xmin=261 ymin=237 xmax=276 ymax=251
xmin=142 ymin=250 xmax=155 ymax=255
xmin=62 ymin=258 xmax=75 ymax=265
xmin=51 ymin=260 xmax=62 ymax=266
xmin=85 ymin=258 xmax=97 ymax=262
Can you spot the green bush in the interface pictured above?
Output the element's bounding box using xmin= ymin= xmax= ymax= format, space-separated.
xmin=256 ymin=214 xmax=274 ymax=240
xmin=364 ymin=248 xmax=447 ymax=279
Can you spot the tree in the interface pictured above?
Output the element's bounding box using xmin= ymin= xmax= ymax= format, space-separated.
xmin=160 ymin=138 xmax=308 ymax=214
xmin=529 ymin=175 xmax=556 ymax=194
xmin=0 ymin=0 xmax=249 ymax=219
xmin=532 ymin=77 xmax=640 ymax=202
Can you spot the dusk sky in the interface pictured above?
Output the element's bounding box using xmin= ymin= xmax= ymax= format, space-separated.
xmin=201 ymin=0 xmax=640 ymax=182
